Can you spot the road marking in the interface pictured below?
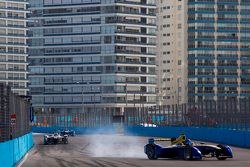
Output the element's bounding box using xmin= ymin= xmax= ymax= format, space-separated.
xmin=17 ymin=152 xmax=29 ymax=167
xmin=33 ymin=133 xmax=45 ymax=135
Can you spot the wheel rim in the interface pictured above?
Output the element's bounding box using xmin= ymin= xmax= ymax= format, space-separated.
xmin=147 ymin=149 xmax=154 ymax=158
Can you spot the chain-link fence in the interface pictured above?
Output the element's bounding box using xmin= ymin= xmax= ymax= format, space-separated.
xmin=0 ymin=84 xmax=31 ymax=142
xmin=33 ymin=99 xmax=250 ymax=131
xmin=33 ymin=107 xmax=119 ymax=128
xmin=124 ymin=99 xmax=250 ymax=130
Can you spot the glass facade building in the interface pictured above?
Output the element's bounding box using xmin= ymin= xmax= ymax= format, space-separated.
xmin=29 ymin=0 xmax=157 ymax=115
xmin=0 ymin=0 xmax=29 ymax=96
xmin=188 ymin=0 xmax=250 ymax=102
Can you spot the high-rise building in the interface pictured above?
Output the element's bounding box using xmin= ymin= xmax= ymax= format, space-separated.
xmin=29 ymin=0 xmax=157 ymax=115
xmin=188 ymin=0 xmax=250 ymax=102
xmin=0 ymin=0 xmax=29 ymax=96
xmin=156 ymin=0 xmax=188 ymax=106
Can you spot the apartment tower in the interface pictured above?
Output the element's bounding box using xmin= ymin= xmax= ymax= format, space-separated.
xmin=188 ymin=0 xmax=250 ymax=102
xmin=0 ymin=0 xmax=29 ymax=95
xmin=157 ymin=0 xmax=188 ymax=106
xmin=29 ymin=0 xmax=157 ymax=115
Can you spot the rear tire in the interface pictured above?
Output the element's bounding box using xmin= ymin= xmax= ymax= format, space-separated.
xmin=184 ymin=147 xmax=193 ymax=160
xmin=47 ymin=138 xmax=53 ymax=145
xmin=216 ymin=145 xmax=227 ymax=160
xmin=217 ymin=157 xmax=227 ymax=160
xmin=145 ymin=144 xmax=157 ymax=160
xmin=63 ymin=137 xmax=68 ymax=144
xmin=44 ymin=137 xmax=47 ymax=145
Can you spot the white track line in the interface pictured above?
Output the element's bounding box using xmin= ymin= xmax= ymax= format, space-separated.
xmin=17 ymin=152 xmax=29 ymax=167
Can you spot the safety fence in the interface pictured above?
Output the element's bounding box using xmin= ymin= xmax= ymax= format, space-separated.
xmin=33 ymin=98 xmax=250 ymax=131
xmin=124 ymin=126 xmax=250 ymax=148
xmin=125 ymin=99 xmax=250 ymax=130
xmin=0 ymin=83 xmax=31 ymax=142
xmin=33 ymin=110 xmax=114 ymax=128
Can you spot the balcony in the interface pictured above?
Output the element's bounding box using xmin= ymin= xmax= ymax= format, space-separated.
xmin=115 ymin=40 xmax=155 ymax=46
xmin=115 ymin=0 xmax=156 ymax=6
xmin=217 ymin=63 xmax=238 ymax=66
xmin=116 ymin=70 xmax=156 ymax=75
xmin=197 ymin=63 xmax=215 ymax=66
xmin=115 ymin=60 xmax=155 ymax=65
xmin=106 ymin=19 xmax=156 ymax=26
xmin=197 ymin=72 xmax=215 ymax=75
xmin=115 ymin=29 xmax=156 ymax=36
xmin=218 ymin=81 xmax=238 ymax=84
xmin=106 ymin=9 xmax=155 ymax=16
xmin=218 ymin=72 xmax=238 ymax=75
xmin=241 ymin=63 xmax=250 ymax=67
xmin=115 ymin=49 xmax=155 ymax=55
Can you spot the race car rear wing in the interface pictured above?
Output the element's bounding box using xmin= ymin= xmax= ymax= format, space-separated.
xmin=148 ymin=138 xmax=172 ymax=144
xmin=148 ymin=134 xmax=187 ymax=145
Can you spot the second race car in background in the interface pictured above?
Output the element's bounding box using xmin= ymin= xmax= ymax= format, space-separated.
xmin=44 ymin=133 xmax=68 ymax=145
xmin=59 ymin=130 xmax=75 ymax=136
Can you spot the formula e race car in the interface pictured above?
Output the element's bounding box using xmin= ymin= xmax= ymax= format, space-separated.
xmin=44 ymin=133 xmax=68 ymax=145
xmin=144 ymin=134 xmax=233 ymax=160
xmin=59 ymin=130 xmax=75 ymax=137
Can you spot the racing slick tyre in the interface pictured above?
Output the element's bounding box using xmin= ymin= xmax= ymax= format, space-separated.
xmin=145 ymin=144 xmax=158 ymax=160
xmin=63 ymin=137 xmax=68 ymax=144
xmin=44 ymin=138 xmax=47 ymax=145
xmin=216 ymin=145 xmax=227 ymax=160
xmin=217 ymin=157 xmax=227 ymax=160
xmin=184 ymin=147 xmax=193 ymax=160
xmin=46 ymin=138 xmax=54 ymax=145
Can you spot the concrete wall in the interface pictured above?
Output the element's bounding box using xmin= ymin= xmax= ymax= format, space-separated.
xmin=0 ymin=133 xmax=33 ymax=167
xmin=124 ymin=126 xmax=250 ymax=148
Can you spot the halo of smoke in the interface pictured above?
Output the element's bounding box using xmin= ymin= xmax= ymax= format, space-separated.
xmin=88 ymin=135 xmax=146 ymax=158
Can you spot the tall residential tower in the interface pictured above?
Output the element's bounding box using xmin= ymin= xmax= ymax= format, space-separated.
xmin=157 ymin=0 xmax=188 ymax=106
xmin=29 ymin=0 xmax=157 ymax=115
xmin=0 ymin=0 xmax=29 ymax=95
xmin=188 ymin=0 xmax=250 ymax=102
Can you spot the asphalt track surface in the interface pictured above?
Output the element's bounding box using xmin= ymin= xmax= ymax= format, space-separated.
xmin=21 ymin=134 xmax=250 ymax=167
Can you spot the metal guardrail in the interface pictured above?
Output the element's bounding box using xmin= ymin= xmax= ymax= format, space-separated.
xmin=0 ymin=83 xmax=31 ymax=142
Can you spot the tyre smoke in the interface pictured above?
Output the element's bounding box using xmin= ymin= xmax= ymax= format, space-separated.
xmin=88 ymin=135 xmax=146 ymax=158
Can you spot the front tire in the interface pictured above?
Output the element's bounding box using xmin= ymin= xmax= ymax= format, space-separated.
xmin=145 ymin=144 xmax=158 ymax=160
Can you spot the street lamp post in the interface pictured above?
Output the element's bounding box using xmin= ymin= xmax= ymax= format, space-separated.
xmin=76 ymin=81 xmax=84 ymax=112
xmin=177 ymin=78 xmax=180 ymax=110
xmin=125 ymin=78 xmax=128 ymax=112
xmin=177 ymin=77 xmax=182 ymax=110
xmin=94 ymin=90 xmax=96 ymax=113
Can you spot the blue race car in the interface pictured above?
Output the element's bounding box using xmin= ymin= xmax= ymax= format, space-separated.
xmin=144 ymin=134 xmax=233 ymax=160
